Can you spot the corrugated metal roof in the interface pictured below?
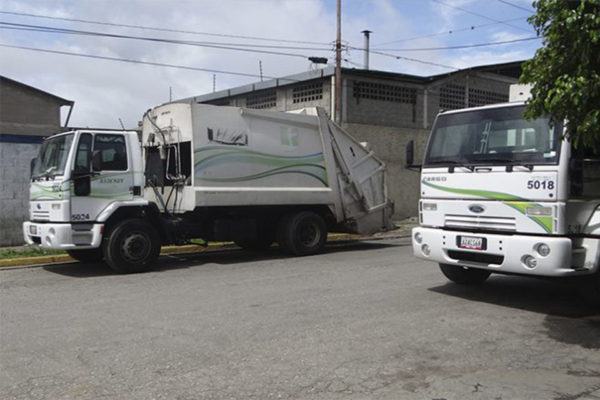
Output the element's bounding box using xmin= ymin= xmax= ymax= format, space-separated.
xmin=178 ymin=60 xmax=523 ymax=104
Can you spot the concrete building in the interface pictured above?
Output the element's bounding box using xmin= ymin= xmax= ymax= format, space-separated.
xmin=182 ymin=61 xmax=522 ymax=218
xmin=0 ymin=76 xmax=73 ymax=245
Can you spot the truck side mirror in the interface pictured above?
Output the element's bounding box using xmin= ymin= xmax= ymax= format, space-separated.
xmin=92 ymin=150 xmax=103 ymax=172
xmin=30 ymin=158 xmax=36 ymax=177
xmin=405 ymin=140 xmax=421 ymax=171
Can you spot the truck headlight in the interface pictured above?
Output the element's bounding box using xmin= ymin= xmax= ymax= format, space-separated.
xmin=526 ymin=206 xmax=552 ymax=216
xmin=414 ymin=232 xmax=423 ymax=244
xmin=535 ymin=243 xmax=551 ymax=257
xmin=522 ymin=255 xmax=537 ymax=269
xmin=422 ymin=202 xmax=437 ymax=211
xmin=421 ymin=244 xmax=431 ymax=256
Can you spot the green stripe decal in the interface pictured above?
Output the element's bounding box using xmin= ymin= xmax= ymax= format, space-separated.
xmin=422 ymin=180 xmax=553 ymax=233
xmin=194 ymin=146 xmax=328 ymax=186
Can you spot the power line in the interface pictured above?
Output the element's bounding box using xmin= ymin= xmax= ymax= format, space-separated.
xmin=367 ymin=48 xmax=459 ymax=70
xmin=373 ymin=17 xmax=527 ymax=47
xmin=0 ymin=10 xmax=331 ymax=46
xmin=496 ymin=0 xmax=532 ymax=13
xmin=0 ymin=43 xmax=302 ymax=82
xmin=431 ymin=0 xmax=531 ymax=33
xmin=359 ymin=36 xmax=540 ymax=52
xmin=0 ymin=21 xmax=328 ymax=58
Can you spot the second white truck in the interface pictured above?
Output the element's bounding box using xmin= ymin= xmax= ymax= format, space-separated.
xmin=407 ymin=88 xmax=600 ymax=301
xmin=23 ymin=102 xmax=394 ymax=272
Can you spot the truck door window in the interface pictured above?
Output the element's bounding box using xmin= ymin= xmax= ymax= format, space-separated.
xmin=94 ymin=134 xmax=127 ymax=171
xmin=74 ymin=133 xmax=93 ymax=172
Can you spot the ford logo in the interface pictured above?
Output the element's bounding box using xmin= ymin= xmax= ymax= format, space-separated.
xmin=37 ymin=204 xmax=42 ymax=210
xmin=468 ymin=204 xmax=485 ymax=214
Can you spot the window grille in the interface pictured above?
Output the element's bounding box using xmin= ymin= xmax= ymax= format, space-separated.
xmin=292 ymin=82 xmax=323 ymax=104
xmin=439 ymin=84 xmax=466 ymax=110
xmin=246 ymin=90 xmax=277 ymax=109
xmin=353 ymin=81 xmax=416 ymax=104
xmin=468 ymin=88 xmax=508 ymax=107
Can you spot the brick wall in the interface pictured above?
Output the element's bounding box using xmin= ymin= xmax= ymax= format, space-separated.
xmin=0 ymin=142 xmax=39 ymax=245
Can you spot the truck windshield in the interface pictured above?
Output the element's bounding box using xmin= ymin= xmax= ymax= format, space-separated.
xmin=32 ymin=133 xmax=74 ymax=179
xmin=424 ymin=105 xmax=561 ymax=167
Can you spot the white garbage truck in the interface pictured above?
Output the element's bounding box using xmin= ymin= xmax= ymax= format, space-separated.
xmin=23 ymin=103 xmax=394 ymax=272
xmin=407 ymin=86 xmax=600 ymax=299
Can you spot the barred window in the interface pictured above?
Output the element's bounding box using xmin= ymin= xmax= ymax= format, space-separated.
xmin=439 ymin=84 xmax=466 ymax=110
xmin=292 ymin=82 xmax=323 ymax=104
xmin=246 ymin=90 xmax=277 ymax=109
xmin=353 ymin=81 xmax=416 ymax=104
xmin=468 ymin=88 xmax=508 ymax=107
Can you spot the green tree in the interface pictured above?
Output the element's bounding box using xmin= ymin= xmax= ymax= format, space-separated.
xmin=520 ymin=0 xmax=600 ymax=149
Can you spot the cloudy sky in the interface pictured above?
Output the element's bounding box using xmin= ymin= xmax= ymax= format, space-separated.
xmin=0 ymin=0 xmax=539 ymax=129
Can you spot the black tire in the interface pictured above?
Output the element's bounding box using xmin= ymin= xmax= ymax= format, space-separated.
xmin=103 ymin=219 xmax=161 ymax=273
xmin=439 ymin=263 xmax=491 ymax=285
xmin=277 ymin=211 xmax=327 ymax=256
xmin=579 ymin=272 xmax=600 ymax=308
xmin=66 ymin=248 xmax=104 ymax=263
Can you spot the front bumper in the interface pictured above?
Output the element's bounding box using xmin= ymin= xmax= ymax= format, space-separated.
xmin=412 ymin=227 xmax=593 ymax=277
xmin=23 ymin=221 xmax=103 ymax=250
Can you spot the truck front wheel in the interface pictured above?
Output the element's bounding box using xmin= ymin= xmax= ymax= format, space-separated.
xmin=439 ymin=263 xmax=491 ymax=285
xmin=277 ymin=211 xmax=327 ymax=256
xmin=66 ymin=248 xmax=104 ymax=263
xmin=104 ymin=219 xmax=161 ymax=273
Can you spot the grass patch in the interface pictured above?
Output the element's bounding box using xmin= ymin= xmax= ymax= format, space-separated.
xmin=0 ymin=247 xmax=66 ymax=260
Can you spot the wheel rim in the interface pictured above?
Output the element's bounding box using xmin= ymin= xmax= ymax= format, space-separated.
xmin=298 ymin=220 xmax=321 ymax=248
xmin=120 ymin=231 xmax=151 ymax=263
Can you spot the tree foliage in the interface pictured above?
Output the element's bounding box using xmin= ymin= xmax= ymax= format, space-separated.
xmin=520 ymin=0 xmax=600 ymax=149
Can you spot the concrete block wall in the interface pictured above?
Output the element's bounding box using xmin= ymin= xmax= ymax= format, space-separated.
xmin=345 ymin=78 xmax=423 ymax=129
xmin=0 ymin=142 xmax=39 ymax=245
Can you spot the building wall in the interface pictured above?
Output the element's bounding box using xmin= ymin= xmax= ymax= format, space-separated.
xmin=0 ymin=142 xmax=39 ymax=245
xmin=0 ymin=80 xmax=63 ymax=136
xmin=0 ymin=78 xmax=69 ymax=245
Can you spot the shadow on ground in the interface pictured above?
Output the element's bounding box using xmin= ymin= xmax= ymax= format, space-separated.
xmin=430 ymin=275 xmax=600 ymax=349
xmin=43 ymin=241 xmax=402 ymax=278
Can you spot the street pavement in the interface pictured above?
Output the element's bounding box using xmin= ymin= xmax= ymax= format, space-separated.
xmin=1 ymin=238 xmax=599 ymax=400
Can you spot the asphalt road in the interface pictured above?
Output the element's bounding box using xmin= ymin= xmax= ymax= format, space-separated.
xmin=1 ymin=239 xmax=600 ymax=400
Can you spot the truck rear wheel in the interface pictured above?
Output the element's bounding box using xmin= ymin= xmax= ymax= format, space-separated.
xmin=277 ymin=211 xmax=327 ymax=256
xmin=66 ymin=248 xmax=104 ymax=263
xmin=439 ymin=263 xmax=491 ymax=285
xmin=103 ymin=219 xmax=161 ymax=273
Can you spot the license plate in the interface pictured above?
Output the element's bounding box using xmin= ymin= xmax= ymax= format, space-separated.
xmin=458 ymin=235 xmax=485 ymax=250
xmin=29 ymin=225 xmax=38 ymax=236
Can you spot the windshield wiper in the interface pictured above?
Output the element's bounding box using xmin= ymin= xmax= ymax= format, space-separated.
xmin=426 ymin=160 xmax=475 ymax=172
xmin=476 ymin=158 xmax=534 ymax=171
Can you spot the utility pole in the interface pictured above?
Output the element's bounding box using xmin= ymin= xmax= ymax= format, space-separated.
xmin=259 ymin=60 xmax=264 ymax=82
xmin=335 ymin=0 xmax=342 ymax=124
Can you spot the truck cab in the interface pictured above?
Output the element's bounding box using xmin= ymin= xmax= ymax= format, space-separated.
xmin=409 ymin=101 xmax=600 ymax=292
xmin=24 ymin=130 xmax=146 ymax=262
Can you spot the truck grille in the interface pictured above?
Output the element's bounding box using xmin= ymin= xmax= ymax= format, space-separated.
xmin=31 ymin=210 xmax=50 ymax=221
xmin=447 ymin=250 xmax=504 ymax=265
xmin=444 ymin=214 xmax=516 ymax=231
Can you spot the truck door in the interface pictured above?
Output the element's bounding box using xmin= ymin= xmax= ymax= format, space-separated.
xmin=70 ymin=132 xmax=134 ymax=222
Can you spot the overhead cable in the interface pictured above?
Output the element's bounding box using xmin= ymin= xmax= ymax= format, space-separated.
xmin=431 ymin=0 xmax=531 ymax=33
xmin=0 ymin=43 xmax=302 ymax=81
xmin=0 ymin=10 xmax=331 ymax=46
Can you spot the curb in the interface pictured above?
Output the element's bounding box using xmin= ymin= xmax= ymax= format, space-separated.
xmin=0 ymin=230 xmax=413 ymax=269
